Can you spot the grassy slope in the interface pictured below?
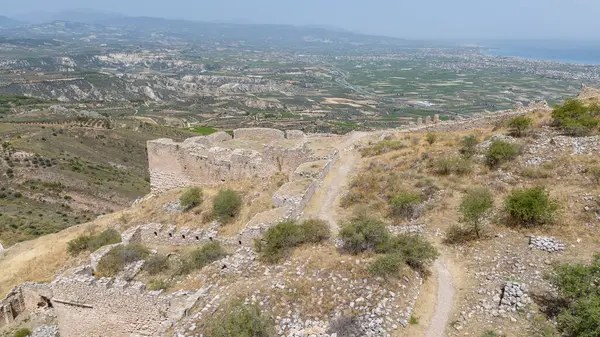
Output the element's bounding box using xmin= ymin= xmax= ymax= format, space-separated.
xmin=0 ymin=121 xmax=196 ymax=246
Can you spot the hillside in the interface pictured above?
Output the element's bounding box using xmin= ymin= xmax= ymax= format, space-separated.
xmin=0 ymin=96 xmax=198 ymax=246
xmin=0 ymin=91 xmax=599 ymax=337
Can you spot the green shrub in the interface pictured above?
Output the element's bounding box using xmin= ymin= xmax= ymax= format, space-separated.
xmin=339 ymin=215 xmax=389 ymax=254
xmin=485 ymin=140 xmax=520 ymax=168
xmin=459 ymin=135 xmax=479 ymax=158
xmin=257 ymin=221 xmax=303 ymax=263
xmin=205 ymin=302 xmax=273 ymax=337
xmin=425 ymin=133 xmax=437 ymax=145
xmin=257 ymin=220 xmax=330 ymax=263
xmin=97 ymin=244 xmax=150 ymax=276
xmin=388 ymin=192 xmax=422 ymax=220
xmin=432 ymin=156 xmax=473 ymax=176
xmin=550 ymin=254 xmax=600 ymax=337
xmin=67 ymin=235 xmax=92 ymax=256
xmin=67 ymin=228 xmax=121 ymax=256
xmin=213 ymin=189 xmax=242 ymax=222
xmin=144 ymin=254 xmax=169 ymax=275
xmin=377 ymin=233 xmax=439 ymax=275
xmin=360 ymin=140 xmax=406 ymax=157
xmin=409 ymin=315 xmax=419 ymax=325
xmin=87 ymin=228 xmax=121 ymax=252
xmin=503 ymin=187 xmax=558 ymax=227
xmin=180 ymin=187 xmax=203 ymax=210
xmin=552 ymin=99 xmax=600 ymax=136
xmin=367 ymin=253 xmax=404 ymax=277
xmin=458 ymin=188 xmax=494 ymax=238
xmin=13 ymin=328 xmax=31 ymax=337
xmin=508 ymin=116 xmax=533 ymax=137
xmin=298 ymin=219 xmax=330 ymax=244
xmin=186 ymin=241 xmax=227 ymax=271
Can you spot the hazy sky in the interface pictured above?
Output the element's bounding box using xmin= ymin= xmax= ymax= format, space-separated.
xmin=3 ymin=0 xmax=600 ymax=39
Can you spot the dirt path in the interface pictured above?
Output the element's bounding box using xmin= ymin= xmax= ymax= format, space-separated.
xmin=302 ymin=131 xmax=369 ymax=232
xmin=425 ymin=256 xmax=456 ymax=337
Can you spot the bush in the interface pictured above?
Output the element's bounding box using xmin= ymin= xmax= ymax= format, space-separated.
xmin=339 ymin=215 xmax=389 ymax=254
xmin=485 ymin=140 xmax=520 ymax=168
xmin=144 ymin=254 xmax=169 ymax=275
xmin=97 ymin=244 xmax=150 ymax=276
xmin=458 ymin=188 xmax=494 ymax=238
xmin=13 ymin=328 xmax=31 ymax=337
xmin=508 ymin=116 xmax=533 ymax=137
xmin=213 ymin=189 xmax=242 ymax=222
xmin=360 ymin=140 xmax=406 ymax=157
xmin=460 ymin=135 xmax=479 ymax=158
xmin=552 ymin=99 xmax=600 ymax=136
xmin=205 ymin=302 xmax=273 ymax=337
xmin=587 ymin=165 xmax=600 ymax=185
xmin=503 ymin=187 xmax=558 ymax=227
xmin=425 ymin=133 xmax=437 ymax=145
xmin=367 ymin=253 xmax=404 ymax=277
xmin=377 ymin=233 xmax=439 ymax=275
xmin=257 ymin=221 xmax=303 ymax=263
xmin=67 ymin=228 xmax=121 ymax=256
xmin=432 ymin=156 xmax=473 ymax=176
xmin=257 ymin=219 xmax=330 ymax=263
xmin=388 ymin=192 xmax=422 ymax=220
xmin=180 ymin=187 xmax=203 ymax=210
xmin=186 ymin=241 xmax=227 ymax=271
xmin=298 ymin=219 xmax=330 ymax=244
xmin=550 ymin=254 xmax=600 ymax=337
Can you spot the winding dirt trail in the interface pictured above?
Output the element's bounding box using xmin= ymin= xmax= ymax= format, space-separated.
xmin=304 ymin=130 xmax=457 ymax=337
xmin=424 ymin=256 xmax=456 ymax=337
xmin=302 ymin=131 xmax=368 ymax=232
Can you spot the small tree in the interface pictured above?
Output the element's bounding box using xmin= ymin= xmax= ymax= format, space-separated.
xmin=503 ymin=187 xmax=558 ymax=227
xmin=213 ymin=189 xmax=242 ymax=222
xmin=425 ymin=133 xmax=437 ymax=145
xmin=485 ymin=140 xmax=520 ymax=168
xmin=180 ymin=187 xmax=203 ymax=210
xmin=458 ymin=188 xmax=494 ymax=238
xmin=508 ymin=116 xmax=533 ymax=137
xmin=459 ymin=134 xmax=479 ymax=158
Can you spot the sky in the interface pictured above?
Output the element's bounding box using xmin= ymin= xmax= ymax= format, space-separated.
xmin=2 ymin=0 xmax=600 ymax=40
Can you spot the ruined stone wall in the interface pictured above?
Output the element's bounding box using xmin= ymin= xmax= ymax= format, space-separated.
xmin=123 ymin=223 xmax=219 ymax=247
xmin=148 ymin=128 xmax=311 ymax=192
xmin=0 ymin=283 xmax=52 ymax=329
xmin=50 ymin=270 xmax=195 ymax=337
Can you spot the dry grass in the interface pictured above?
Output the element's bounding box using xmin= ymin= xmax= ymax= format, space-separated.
xmin=0 ymin=211 xmax=124 ymax=297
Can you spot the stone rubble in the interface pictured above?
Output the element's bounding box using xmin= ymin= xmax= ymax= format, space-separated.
xmin=497 ymin=282 xmax=531 ymax=312
xmin=31 ymin=325 xmax=60 ymax=337
xmin=529 ymin=236 xmax=565 ymax=253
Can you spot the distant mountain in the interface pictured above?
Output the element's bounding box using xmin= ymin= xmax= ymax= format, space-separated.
xmin=0 ymin=15 xmax=20 ymax=27
xmin=13 ymin=9 xmax=124 ymax=25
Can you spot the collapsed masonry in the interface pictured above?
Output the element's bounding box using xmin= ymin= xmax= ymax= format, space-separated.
xmin=147 ymin=128 xmax=318 ymax=191
xmin=0 ymin=266 xmax=202 ymax=337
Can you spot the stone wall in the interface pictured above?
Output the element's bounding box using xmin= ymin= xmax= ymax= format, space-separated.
xmin=148 ymin=128 xmax=312 ymax=192
xmin=0 ymin=283 xmax=53 ymax=329
xmin=49 ymin=267 xmax=201 ymax=337
xmin=122 ymin=222 xmax=219 ymax=247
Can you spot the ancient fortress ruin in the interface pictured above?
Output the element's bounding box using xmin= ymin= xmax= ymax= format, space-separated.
xmin=0 ymin=101 xmax=554 ymax=336
xmin=147 ymin=128 xmax=320 ymax=191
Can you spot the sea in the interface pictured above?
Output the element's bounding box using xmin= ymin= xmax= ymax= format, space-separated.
xmin=482 ymin=40 xmax=600 ymax=65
